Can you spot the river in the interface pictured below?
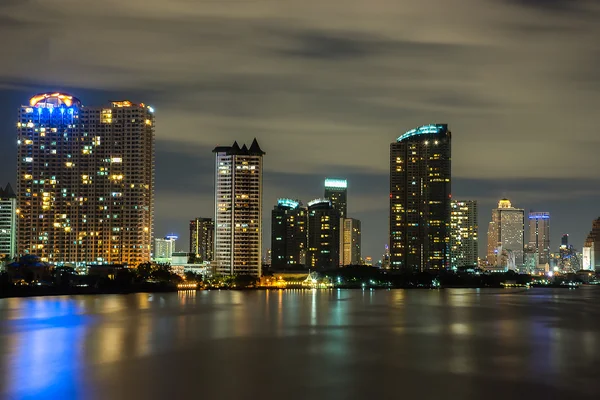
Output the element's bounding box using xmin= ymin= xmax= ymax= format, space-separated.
xmin=1 ymin=287 xmax=599 ymax=399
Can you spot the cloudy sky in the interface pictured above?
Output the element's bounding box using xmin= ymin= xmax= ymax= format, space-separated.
xmin=1 ymin=0 xmax=599 ymax=260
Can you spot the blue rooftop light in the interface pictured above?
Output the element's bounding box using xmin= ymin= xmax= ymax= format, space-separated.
xmin=397 ymin=124 xmax=448 ymax=142
xmin=278 ymin=198 xmax=300 ymax=209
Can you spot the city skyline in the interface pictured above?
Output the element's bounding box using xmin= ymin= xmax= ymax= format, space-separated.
xmin=1 ymin=0 xmax=600 ymax=261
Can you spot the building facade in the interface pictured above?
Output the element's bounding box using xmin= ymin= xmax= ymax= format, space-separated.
xmin=389 ymin=124 xmax=451 ymax=271
xmin=307 ymin=199 xmax=340 ymax=269
xmin=271 ymin=199 xmax=307 ymax=270
xmin=16 ymin=93 xmax=154 ymax=266
xmin=154 ymin=235 xmax=177 ymax=262
xmin=324 ymin=178 xmax=347 ymax=218
xmin=450 ymin=200 xmax=478 ymax=268
xmin=528 ymin=211 xmax=550 ymax=265
xmin=582 ymin=218 xmax=600 ymax=271
xmin=0 ymin=184 xmax=17 ymax=260
xmin=213 ymin=139 xmax=264 ymax=276
xmin=189 ymin=217 xmax=214 ymax=262
xmin=340 ymin=217 xmax=361 ymax=266
xmin=486 ymin=199 xmax=524 ymax=270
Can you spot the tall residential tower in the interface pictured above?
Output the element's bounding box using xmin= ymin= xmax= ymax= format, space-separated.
xmin=487 ymin=199 xmax=524 ymax=270
xmin=189 ymin=217 xmax=214 ymax=262
xmin=389 ymin=124 xmax=451 ymax=271
xmin=213 ymin=140 xmax=264 ymax=276
xmin=0 ymin=183 xmax=17 ymax=260
xmin=16 ymin=93 xmax=155 ymax=266
xmin=450 ymin=200 xmax=478 ymax=268
xmin=340 ymin=217 xmax=361 ymax=266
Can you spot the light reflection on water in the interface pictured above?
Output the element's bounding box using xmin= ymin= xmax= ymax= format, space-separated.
xmin=1 ymin=288 xmax=600 ymax=400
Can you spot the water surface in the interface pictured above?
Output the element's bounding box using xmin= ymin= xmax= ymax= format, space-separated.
xmin=1 ymin=288 xmax=599 ymax=399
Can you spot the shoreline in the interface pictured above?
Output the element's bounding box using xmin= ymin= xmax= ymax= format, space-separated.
xmin=0 ymin=284 xmax=583 ymax=299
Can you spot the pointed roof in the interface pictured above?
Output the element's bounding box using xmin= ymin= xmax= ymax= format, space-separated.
xmin=248 ymin=138 xmax=265 ymax=155
xmin=213 ymin=139 xmax=265 ymax=156
xmin=0 ymin=183 xmax=16 ymax=199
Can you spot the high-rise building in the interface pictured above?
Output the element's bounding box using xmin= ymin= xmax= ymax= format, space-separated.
xmin=307 ymin=199 xmax=340 ymax=268
xmin=154 ymin=235 xmax=177 ymax=262
xmin=340 ymin=218 xmax=361 ymax=266
xmin=528 ymin=211 xmax=550 ymax=265
xmin=16 ymin=93 xmax=155 ymax=266
xmin=213 ymin=139 xmax=264 ymax=276
xmin=0 ymin=183 xmax=17 ymax=260
xmin=450 ymin=200 xmax=478 ymax=268
xmin=582 ymin=218 xmax=600 ymax=271
xmin=189 ymin=217 xmax=214 ymax=262
xmin=561 ymin=234 xmax=569 ymax=247
xmin=389 ymin=124 xmax=451 ymax=271
xmin=486 ymin=199 xmax=524 ymax=270
xmin=271 ymin=199 xmax=307 ymax=270
xmin=324 ymin=178 xmax=347 ymax=218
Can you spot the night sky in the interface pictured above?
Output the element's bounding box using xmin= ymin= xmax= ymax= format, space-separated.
xmin=1 ymin=0 xmax=599 ymax=261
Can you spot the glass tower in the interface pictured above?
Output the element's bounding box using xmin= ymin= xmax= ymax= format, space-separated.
xmin=271 ymin=199 xmax=307 ymax=270
xmin=528 ymin=211 xmax=550 ymax=265
xmin=307 ymin=199 xmax=340 ymax=268
xmin=324 ymin=178 xmax=347 ymax=218
xmin=16 ymin=93 xmax=155 ymax=266
xmin=389 ymin=124 xmax=451 ymax=271
xmin=213 ymin=139 xmax=264 ymax=276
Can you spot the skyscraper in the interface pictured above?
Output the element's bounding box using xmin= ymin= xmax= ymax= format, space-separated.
xmin=189 ymin=217 xmax=214 ymax=262
xmin=486 ymin=199 xmax=524 ymax=269
xmin=561 ymin=234 xmax=569 ymax=247
xmin=340 ymin=217 xmax=361 ymax=266
xmin=16 ymin=93 xmax=154 ymax=266
xmin=324 ymin=178 xmax=347 ymax=218
xmin=582 ymin=218 xmax=600 ymax=271
xmin=450 ymin=200 xmax=478 ymax=268
xmin=0 ymin=183 xmax=17 ymax=260
xmin=528 ymin=211 xmax=550 ymax=265
xmin=307 ymin=199 xmax=340 ymax=268
xmin=389 ymin=124 xmax=451 ymax=271
xmin=213 ymin=139 xmax=264 ymax=276
xmin=271 ymin=199 xmax=307 ymax=270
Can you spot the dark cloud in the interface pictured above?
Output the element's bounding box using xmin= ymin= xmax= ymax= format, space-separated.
xmin=502 ymin=0 xmax=589 ymax=12
xmin=1 ymin=0 xmax=599 ymax=259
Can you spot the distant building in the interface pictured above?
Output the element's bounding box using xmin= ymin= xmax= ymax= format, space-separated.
xmin=154 ymin=235 xmax=177 ymax=262
xmin=0 ymin=183 xmax=17 ymax=260
xmin=528 ymin=211 xmax=550 ymax=265
xmin=340 ymin=218 xmax=361 ymax=265
xmin=582 ymin=218 xmax=600 ymax=271
xmin=213 ymin=139 xmax=265 ymax=277
xmin=487 ymin=199 xmax=524 ymax=270
xmin=561 ymin=234 xmax=569 ymax=247
xmin=382 ymin=245 xmax=391 ymax=269
xmin=16 ymin=93 xmax=155 ymax=266
xmin=390 ymin=124 xmax=451 ymax=271
xmin=271 ymin=199 xmax=308 ymax=270
xmin=189 ymin=217 xmax=214 ymax=262
xmin=364 ymin=256 xmax=373 ymax=266
xmin=450 ymin=200 xmax=478 ymax=268
xmin=324 ymin=178 xmax=347 ymax=218
xmin=307 ymin=199 xmax=340 ymax=268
